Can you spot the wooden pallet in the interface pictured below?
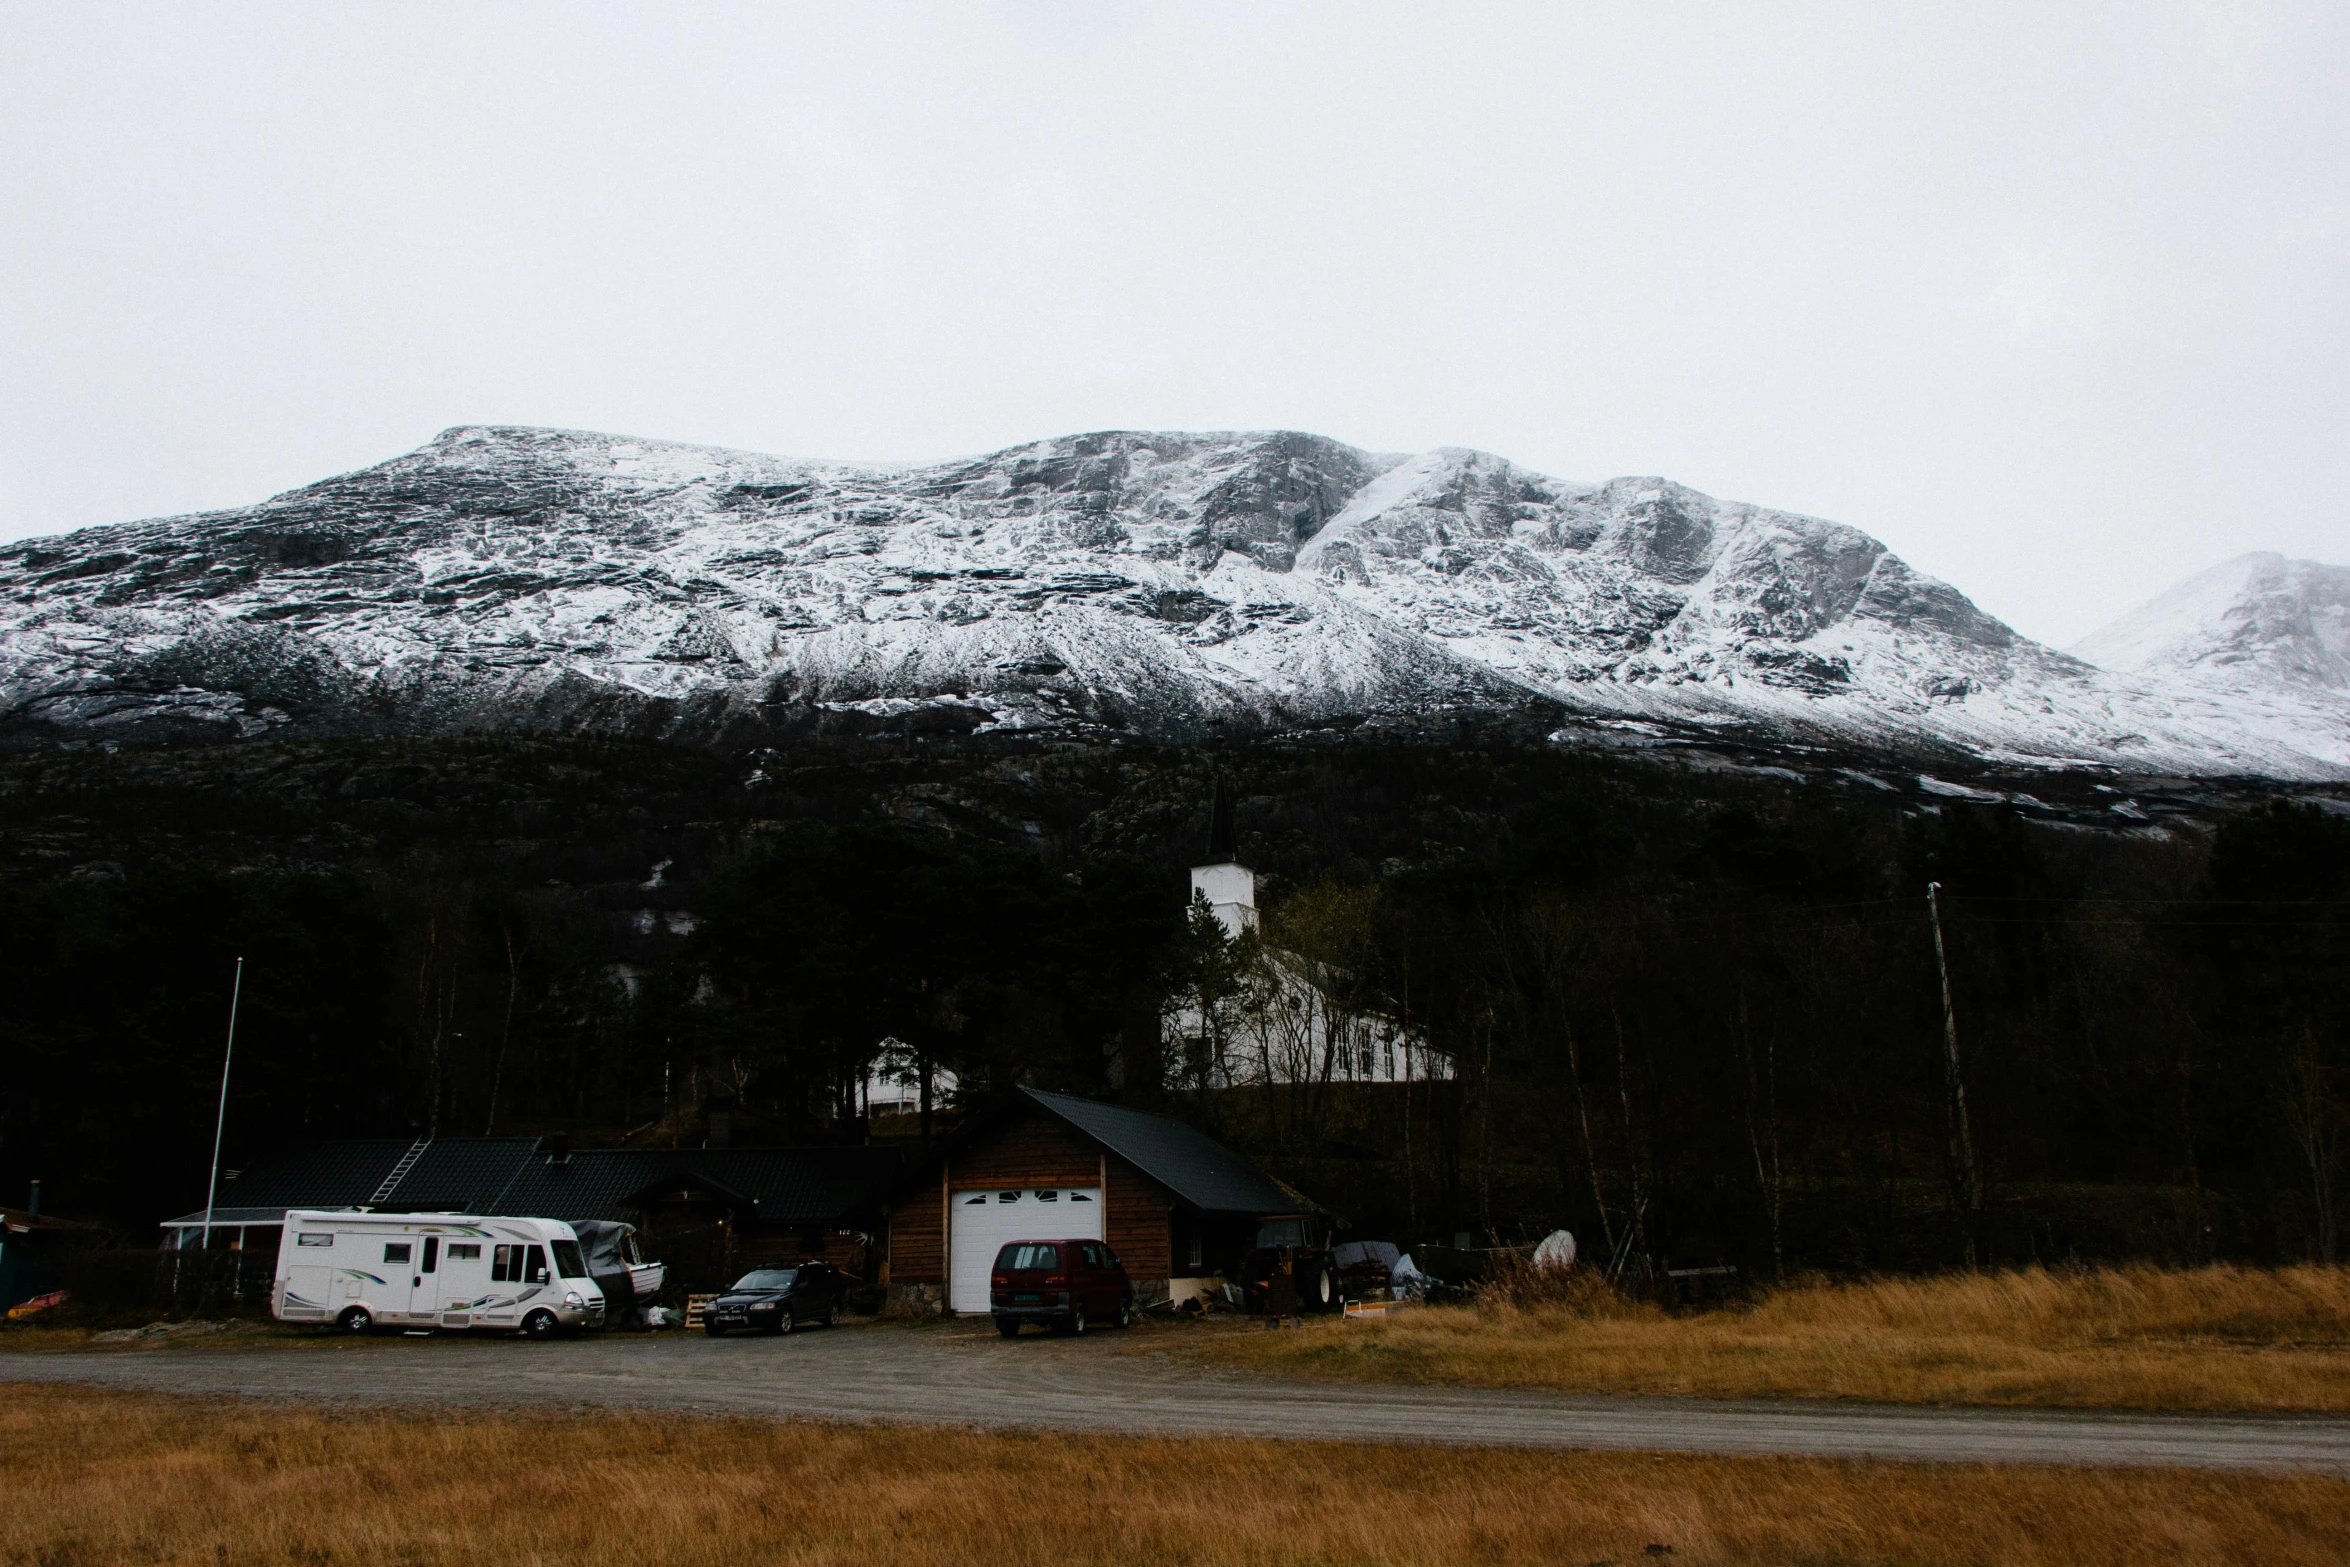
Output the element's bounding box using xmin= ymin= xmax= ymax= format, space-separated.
xmin=685 ymin=1293 xmax=718 ymax=1329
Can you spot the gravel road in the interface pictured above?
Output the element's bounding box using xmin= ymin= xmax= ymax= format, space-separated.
xmin=9 ymin=1321 xmax=2347 ymax=1474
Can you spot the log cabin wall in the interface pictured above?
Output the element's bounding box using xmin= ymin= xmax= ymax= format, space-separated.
xmin=950 ymin=1112 xmax=1098 ymax=1190
xmin=1105 ymin=1152 xmax=1174 ymax=1278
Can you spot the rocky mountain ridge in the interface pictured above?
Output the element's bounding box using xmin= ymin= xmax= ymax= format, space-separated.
xmin=2 ymin=425 xmax=2343 ymax=778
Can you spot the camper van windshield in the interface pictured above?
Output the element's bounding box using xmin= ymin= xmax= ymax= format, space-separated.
xmin=551 ymin=1240 xmax=588 ymax=1279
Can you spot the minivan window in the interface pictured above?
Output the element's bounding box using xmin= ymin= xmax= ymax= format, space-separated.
xmin=998 ymin=1244 xmax=1060 ymax=1271
xmin=551 ymin=1240 xmax=588 ymax=1279
xmin=734 ymin=1270 xmax=798 ymax=1290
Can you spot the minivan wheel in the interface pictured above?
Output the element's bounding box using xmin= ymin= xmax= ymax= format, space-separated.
xmin=521 ymin=1309 xmax=561 ymax=1342
xmin=336 ymin=1306 xmax=372 ymax=1335
xmin=1114 ymin=1298 xmax=1134 ymax=1330
xmin=995 ymin=1315 xmax=1021 ymax=1338
xmin=1060 ymin=1301 xmax=1087 ymax=1337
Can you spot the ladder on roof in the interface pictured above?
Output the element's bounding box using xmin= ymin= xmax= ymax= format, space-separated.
xmin=370 ymin=1138 xmax=431 ymax=1204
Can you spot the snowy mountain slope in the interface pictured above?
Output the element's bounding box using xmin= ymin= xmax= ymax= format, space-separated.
xmin=0 ymin=424 xmax=2342 ymax=778
xmin=2070 ymin=552 xmax=2350 ymax=768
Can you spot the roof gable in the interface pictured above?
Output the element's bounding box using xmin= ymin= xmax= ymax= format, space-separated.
xmin=1015 ymin=1089 xmax=1299 ymax=1215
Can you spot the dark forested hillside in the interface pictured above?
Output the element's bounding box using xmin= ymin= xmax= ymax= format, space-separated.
xmin=2 ymin=732 xmax=2345 ymax=1276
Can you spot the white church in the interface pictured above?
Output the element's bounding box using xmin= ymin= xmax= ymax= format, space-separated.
xmin=1162 ymin=786 xmax=1446 ymax=1090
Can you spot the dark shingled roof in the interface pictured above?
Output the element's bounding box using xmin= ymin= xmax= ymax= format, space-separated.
xmin=191 ymin=1139 xmax=417 ymax=1214
xmin=166 ymin=1140 xmax=902 ymax=1228
xmin=1013 ymin=1089 xmax=1299 ymax=1215
xmin=493 ymin=1147 xmax=904 ymax=1225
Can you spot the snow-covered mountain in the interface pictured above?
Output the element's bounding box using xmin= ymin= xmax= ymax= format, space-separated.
xmin=2070 ymin=553 xmax=2350 ymax=770
xmin=1 ymin=425 xmax=2343 ymax=778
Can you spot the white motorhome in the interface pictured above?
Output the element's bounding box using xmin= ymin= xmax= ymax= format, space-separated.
xmin=274 ymin=1211 xmax=606 ymax=1338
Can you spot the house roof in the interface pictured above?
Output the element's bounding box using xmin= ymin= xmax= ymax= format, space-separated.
xmin=164 ymin=1140 xmax=902 ymax=1229
xmin=911 ymin=1088 xmax=1301 ymax=1216
xmin=493 ymin=1147 xmax=903 ymax=1225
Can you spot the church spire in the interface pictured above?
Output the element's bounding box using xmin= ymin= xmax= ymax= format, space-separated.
xmin=1205 ymin=775 xmax=1239 ymax=865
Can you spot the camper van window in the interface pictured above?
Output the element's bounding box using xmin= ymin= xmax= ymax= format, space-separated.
xmin=421 ymin=1237 xmax=439 ymax=1273
xmin=525 ymin=1245 xmax=548 ymax=1284
xmin=492 ymin=1244 xmax=521 ymax=1282
xmin=383 ymin=1243 xmax=412 ymax=1265
xmin=297 ymin=1234 xmax=333 ymax=1248
xmin=447 ymin=1243 xmax=481 ymax=1261
xmin=551 ymin=1240 xmax=588 ymax=1279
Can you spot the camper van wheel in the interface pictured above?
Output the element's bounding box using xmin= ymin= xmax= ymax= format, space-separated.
xmin=336 ymin=1306 xmax=372 ymax=1335
xmin=521 ymin=1310 xmax=562 ymax=1342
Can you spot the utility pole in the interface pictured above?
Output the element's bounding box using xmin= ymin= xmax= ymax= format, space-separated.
xmin=1926 ymin=885 xmax=1982 ymax=1267
xmin=202 ymin=957 xmax=245 ymax=1250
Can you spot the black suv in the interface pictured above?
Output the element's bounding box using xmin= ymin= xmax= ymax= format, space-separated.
xmin=702 ymin=1263 xmax=845 ymax=1336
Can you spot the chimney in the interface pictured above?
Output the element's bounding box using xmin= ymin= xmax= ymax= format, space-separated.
xmin=26 ymin=1179 xmax=39 ymax=1221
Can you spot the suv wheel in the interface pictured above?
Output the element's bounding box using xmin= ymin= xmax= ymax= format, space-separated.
xmin=995 ymin=1315 xmax=1021 ymax=1338
xmin=820 ymin=1303 xmax=836 ymax=1328
xmin=772 ymin=1311 xmax=794 ymax=1335
xmin=336 ymin=1306 xmax=372 ymax=1335
xmin=521 ymin=1310 xmax=561 ymax=1342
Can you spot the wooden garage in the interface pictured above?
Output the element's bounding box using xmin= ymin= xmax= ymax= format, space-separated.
xmin=881 ymin=1087 xmax=1303 ymax=1314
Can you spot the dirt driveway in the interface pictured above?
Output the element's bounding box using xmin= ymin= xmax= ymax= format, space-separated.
xmin=8 ymin=1317 xmax=2348 ymax=1474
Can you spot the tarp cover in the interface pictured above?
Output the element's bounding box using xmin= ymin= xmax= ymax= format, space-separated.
xmin=572 ymin=1220 xmax=634 ymax=1275
xmin=1533 ymin=1230 xmax=1578 ymax=1272
xmin=1332 ymin=1240 xmax=1399 ymax=1272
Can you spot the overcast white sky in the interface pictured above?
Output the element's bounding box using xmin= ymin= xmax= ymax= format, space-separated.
xmin=3 ymin=2 xmax=2345 ymax=646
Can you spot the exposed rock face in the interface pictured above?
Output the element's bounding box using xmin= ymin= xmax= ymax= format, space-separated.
xmin=1 ymin=425 xmax=2343 ymax=777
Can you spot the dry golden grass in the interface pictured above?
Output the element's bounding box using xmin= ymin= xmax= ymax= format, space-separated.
xmin=1193 ymin=1264 xmax=2350 ymax=1411
xmin=4 ymin=1384 xmax=2346 ymax=1567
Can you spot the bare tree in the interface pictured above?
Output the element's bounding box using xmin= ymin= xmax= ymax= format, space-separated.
xmin=2284 ymin=1024 xmax=2345 ymax=1264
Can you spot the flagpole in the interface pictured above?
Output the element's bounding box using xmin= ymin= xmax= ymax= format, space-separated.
xmin=202 ymin=957 xmax=244 ymax=1250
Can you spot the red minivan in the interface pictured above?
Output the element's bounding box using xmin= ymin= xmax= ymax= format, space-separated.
xmin=990 ymin=1238 xmax=1136 ymax=1337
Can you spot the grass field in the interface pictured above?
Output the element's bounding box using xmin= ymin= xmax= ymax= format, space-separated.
xmin=5 ymin=1385 xmax=2347 ymax=1567
xmin=1192 ymin=1264 xmax=2350 ymax=1412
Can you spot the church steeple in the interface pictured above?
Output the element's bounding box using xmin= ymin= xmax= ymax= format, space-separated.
xmin=1191 ymin=776 xmax=1256 ymax=939
xmin=1205 ymin=776 xmax=1239 ymax=864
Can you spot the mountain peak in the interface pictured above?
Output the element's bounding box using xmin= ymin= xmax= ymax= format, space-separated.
xmin=2075 ymin=551 xmax=2350 ymax=692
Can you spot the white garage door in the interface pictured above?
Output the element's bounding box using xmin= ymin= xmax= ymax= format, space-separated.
xmin=947 ymin=1186 xmax=1103 ymax=1314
